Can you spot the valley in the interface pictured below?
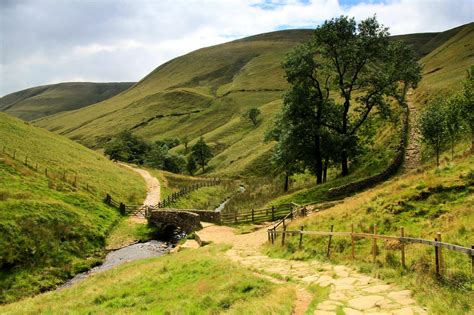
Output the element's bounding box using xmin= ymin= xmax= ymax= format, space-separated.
xmin=0 ymin=11 xmax=472 ymax=315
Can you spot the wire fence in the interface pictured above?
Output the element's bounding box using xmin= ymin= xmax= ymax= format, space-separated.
xmin=1 ymin=145 xmax=97 ymax=194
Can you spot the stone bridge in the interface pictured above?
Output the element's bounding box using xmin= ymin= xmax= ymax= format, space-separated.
xmin=147 ymin=209 xmax=221 ymax=234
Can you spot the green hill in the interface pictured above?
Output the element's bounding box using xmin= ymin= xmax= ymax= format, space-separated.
xmin=414 ymin=22 xmax=474 ymax=104
xmin=0 ymin=82 xmax=135 ymax=121
xmin=33 ymin=24 xmax=474 ymax=177
xmin=0 ymin=113 xmax=145 ymax=302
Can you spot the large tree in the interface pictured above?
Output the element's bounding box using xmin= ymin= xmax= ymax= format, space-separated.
xmin=276 ymin=16 xmax=421 ymax=180
xmin=191 ymin=137 xmax=213 ymax=172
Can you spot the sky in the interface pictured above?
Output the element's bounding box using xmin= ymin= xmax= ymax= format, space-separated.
xmin=0 ymin=0 xmax=473 ymax=96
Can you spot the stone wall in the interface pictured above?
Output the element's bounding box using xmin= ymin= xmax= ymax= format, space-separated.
xmin=328 ymin=108 xmax=408 ymax=198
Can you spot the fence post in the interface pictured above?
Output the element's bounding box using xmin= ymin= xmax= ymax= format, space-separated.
xmin=327 ymin=225 xmax=334 ymax=258
xmin=35 ymin=163 xmax=38 ymax=171
xmin=351 ymin=223 xmax=355 ymax=259
xmin=271 ymin=229 xmax=274 ymax=244
xmin=105 ymin=193 xmax=111 ymax=204
xmin=471 ymin=245 xmax=473 ymax=276
xmin=13 ymin=150 xmax=16 ymax=159
xmin=373 ymin=225 xmax=377 ymax=263
xmin=299 ymin=226 xmax=304 ymax=249
xmin=45 ymin=168 xmax=48 ymax=177
xmin=437 ymin=232 xmax=444 ymax=273
xmin=435 ymin=237 xmax=440 ymax=277
xmin=25 ymin=155 xmax=28 ymax=165
xmin=119 ymin=202 xmax=126 ymax=215
xmin=272 ymin=206 xmax=275 ymax=221
xmin=234 ymin=211 xmax=237 ymax=224
xmin=86 ymin=183 xmax=89 ymax=191
xmin=281 ymin=225 xmax=286 ymax=246
xmin=401 ymin=227 xmax=406 ymax=268
xmin=74 ymin=176 xmax=77 ymax=187
xmin=267 ymin=230 xmax=270 ymax=242
xmin=251 ymin=209 xmax=254 ymax=223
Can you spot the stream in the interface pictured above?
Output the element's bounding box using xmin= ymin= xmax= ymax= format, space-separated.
xmin=214 ymin=185 xmax=246 ymax=212
xmin=59 ymin=240 xmax=172 ymax=289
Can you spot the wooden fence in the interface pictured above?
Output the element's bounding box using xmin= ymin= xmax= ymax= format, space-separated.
xmin=268 ymin=220 xmax=474 ymax=277
xmin=220 ymin=203 xmax=299 ymax=225
xmin=105 ymin=178 xmax=222 ymax=216
xmin=154 ymin=179 xmax=221 ymax=208
xmin=2 ymin=145 xmax=95 ymax=193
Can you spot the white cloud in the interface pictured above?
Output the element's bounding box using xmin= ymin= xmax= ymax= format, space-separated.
xmin=0 ymin=0 xmax=472 ymax=95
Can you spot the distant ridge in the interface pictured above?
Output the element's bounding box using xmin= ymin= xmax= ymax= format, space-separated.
xmin=0 ymin=81 xmax=135 ymax=121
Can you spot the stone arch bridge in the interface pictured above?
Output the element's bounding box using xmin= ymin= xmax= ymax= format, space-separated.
xmin=146 ymin=208 xmax=221 ymax=234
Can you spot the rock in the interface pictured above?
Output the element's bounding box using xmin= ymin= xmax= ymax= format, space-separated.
xmin=348 ymin=295 xmax=385 ymax=310
xmin=387 ymin=290 xmax=412 ymax=300
xmin=333 ymin=277 xmax=357 ymax=286
xmin=302 ymin=275 xmax=319 ymax=283
xmin=314 ymin=311 xmax=335 ymax=315
xmin=343 ymin=308 xmax=364 ymax=315
xmin=393 ymin=307 xmax=414 ymax=315
xmin=362 ymin=284 xmax=392 ymax=293
xmin=317 ymin=301 xmax=339 ymax=311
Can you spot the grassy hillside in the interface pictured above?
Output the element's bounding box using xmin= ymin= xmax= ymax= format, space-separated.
xmin=266 ymin=153 xmax=474 ymax=314
xmin=34 ymin=24 xmax=473 ymax=177
xmin=0 ymin=82 xmax=134 ymax=121
xmin=414 ymin=22 xmax=474 ymax=104
xmin=34 ymin=30 xmax=313 ymax=176
xmin=0 ymin=113 xmax=146 ymax=302
xmin=1 ymin=246 xmax=296 ymax=314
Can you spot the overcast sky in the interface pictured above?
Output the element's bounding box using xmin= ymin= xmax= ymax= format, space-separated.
xmin=0 ymin=0 xmax=472 ymax=96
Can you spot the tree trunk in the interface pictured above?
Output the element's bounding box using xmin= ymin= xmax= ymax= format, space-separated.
xmin=284 ymin=172 xmax=289 ymax=192
xmin=323 ymin=158 xmax=328 ymax=183
xmin=436 ymin=146 xmax=440 ymax=167
xmin=315 ymin=136 xmax=323 ymax=184
xmin=341 ymin=151 xmax=349 ymax=176
xmin=471 ymin=132 xmax=474 ymax=153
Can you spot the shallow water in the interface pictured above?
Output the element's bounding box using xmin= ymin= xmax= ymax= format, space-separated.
xmin=59 ymin=240 xmax=171 ymax=289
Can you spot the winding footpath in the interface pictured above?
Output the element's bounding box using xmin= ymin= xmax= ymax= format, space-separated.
xmin=404 ymin=93 xmax=422 ymax=172
xmin=118 ymin=163 xmax=160 ymax=221
xmin=197 ymin=224 xmax=427 ymax=315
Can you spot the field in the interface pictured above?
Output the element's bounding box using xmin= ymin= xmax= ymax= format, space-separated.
xmin=1 ymin=245 xmax=296 ymax=315
xmin=0 ymin=82 xmax=134 ymax=121
xmin=0 ymin=113 xmax=146 ymax=302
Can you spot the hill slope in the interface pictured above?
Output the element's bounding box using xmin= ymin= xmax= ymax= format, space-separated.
xmin=0 ymin=82 xmax=135 ymax=121
xmin=34 ymin=24 xmax=474 ymax=176
xmin=0 ymin=113 xmax=145 ymax=302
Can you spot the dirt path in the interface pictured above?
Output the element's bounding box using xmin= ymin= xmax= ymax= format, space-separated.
xmin=197 ymin=224 xmax=427 ymax=315
xmin=404 ymin=92 xmax=422 ymax=172
xmin=118 ymin=163 xmax=160 ymax=221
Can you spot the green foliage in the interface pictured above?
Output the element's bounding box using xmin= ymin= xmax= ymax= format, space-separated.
xmin=186 ymin=155 xmax=197 ymax=175
xmin=418 ymin=84 xmax=470 ymax=166
xmin=242 ymin=107 xmax=261 ymax=126
xmin=104 ymin=131 xmax=186 ymax=173
xmin=104 ymin=130 xmax=149 ymax=164
xmin=270 ymin=15 xmax=421 ymax=184
xmin=191 ymin=137 xmax=213 ymax=172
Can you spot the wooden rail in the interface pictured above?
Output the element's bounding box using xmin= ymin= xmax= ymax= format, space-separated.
xmin=268 ymin=225 xmax=474 ymax=276
xmin=153 ymin=179 xmax=221 ymax=209
xmin=220 ymin=203 xmax=294 ymax=224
